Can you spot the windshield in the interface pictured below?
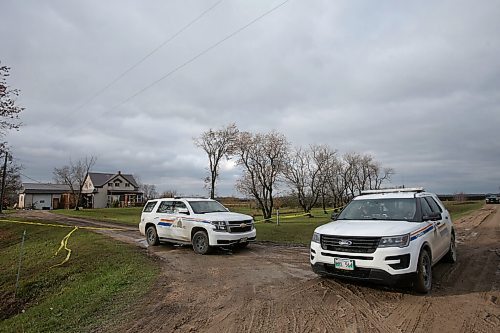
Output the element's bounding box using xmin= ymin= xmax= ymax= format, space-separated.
xmin=188 ymin=200 xmax=228 ymax=214
xmin=338 ymin=198 xmax=417 ymax=221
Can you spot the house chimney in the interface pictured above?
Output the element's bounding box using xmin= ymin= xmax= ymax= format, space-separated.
xmin=118 ymin=171 xmax=121 ymax=174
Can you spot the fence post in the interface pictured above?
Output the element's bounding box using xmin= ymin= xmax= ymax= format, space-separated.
xmin=277 ymin=209 xmax=280 ymax=225
xmin=14 ymin=229 xmax=27 ymax=300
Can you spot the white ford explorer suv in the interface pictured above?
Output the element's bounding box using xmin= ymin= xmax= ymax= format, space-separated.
xmin=139 ymin=197 xmax=256 ymax=254
xmin=310 ymin=188 xmax=456 ymax=293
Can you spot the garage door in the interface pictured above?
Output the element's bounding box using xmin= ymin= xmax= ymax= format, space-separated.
xmin=32 ymin=194 xmax=52 ymax=210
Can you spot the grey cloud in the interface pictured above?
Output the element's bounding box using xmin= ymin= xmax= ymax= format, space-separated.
xmin=2 ymin=0 xmax=500 ymax=196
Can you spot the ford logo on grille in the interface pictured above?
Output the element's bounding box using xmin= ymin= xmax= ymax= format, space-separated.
xmin=338 ymin=240 xmax=352 ymax=246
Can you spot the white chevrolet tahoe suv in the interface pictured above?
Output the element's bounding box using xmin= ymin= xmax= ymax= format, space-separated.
xmin=139 ymin=197 xmax=256 ymax=254
xmin=310 ymin=188 xmax=456 ymax=293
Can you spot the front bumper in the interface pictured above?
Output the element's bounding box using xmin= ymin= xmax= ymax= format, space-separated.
xmin=310 ymin=241 xmax=419 ymax=285
xmin=311 ymin=263 xmax=415 ymax=285
xmin=209 ymin=229 xmax=257 ymax=246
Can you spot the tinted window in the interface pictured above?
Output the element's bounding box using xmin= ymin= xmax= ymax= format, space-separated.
xmin=156 ymin=201 xmax=174 ymax=213
xmin=338 ymin=198 xmax=417 ymax=221
xmin=173 ymin=201 xmax=187 ymax=213
xmin=420 ymin=198 xmax=433 ymax=216
xmin=425 ymin=196 xmax=442 ymax=213
xmin=188 ymin=200 xmax=228 ymax=214
xmin=143 ymin=201 xmax=157 ymax=213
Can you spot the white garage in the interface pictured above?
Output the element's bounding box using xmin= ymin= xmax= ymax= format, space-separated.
xmin=18 ymin=183 xmax=71 ymax=210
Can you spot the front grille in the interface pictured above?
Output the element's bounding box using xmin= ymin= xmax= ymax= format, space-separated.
xmin=321 ymin=235 xmax=381 ymax=253
xmin=323 ymin=264 xmax=371 ymax=279
xmin=227 ymin=220 xmax=253 ymax=233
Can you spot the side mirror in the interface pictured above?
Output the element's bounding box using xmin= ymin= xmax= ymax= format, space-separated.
xmin=177 ymin=208 xmax=189 ymax=215
xmin=423 ymin=212 xmax=441 ymax=221
xmin=331 ymin=212 xmax=339 ymax=221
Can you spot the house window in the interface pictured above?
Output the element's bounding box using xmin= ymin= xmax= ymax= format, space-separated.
xmin=108 ymin=182 xmax=113 ymax=186
xmin=115 ymin=182 xmax=120 ymax=187
xmin=125 ymin=183 xmax=130 ymax=187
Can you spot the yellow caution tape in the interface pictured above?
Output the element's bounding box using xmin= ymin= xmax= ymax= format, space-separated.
xmin=50 ymin=226 xmax=78 ymax=268
xmin=0 ymin=219 xmax=126 ymax=268
xmin=253 ymin=205 xmax=346 ymax=223
xmin=0 ymin=219 xmax=126 ymax=231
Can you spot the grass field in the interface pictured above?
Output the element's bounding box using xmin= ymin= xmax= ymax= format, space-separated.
xmin=0 ymin=221 xmax=159 ymax=332
xmin=52 ymin=200 xmax=485 ymax=245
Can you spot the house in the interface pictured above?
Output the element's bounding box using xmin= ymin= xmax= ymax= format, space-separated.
xmin=81 ymin=171 xmax=143 ymax=208
xmin=18 ymin=183 xmax=73 ymax=210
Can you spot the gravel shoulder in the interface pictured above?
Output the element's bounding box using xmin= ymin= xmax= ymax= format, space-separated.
xmin=9 ymin=206 xmax=500 ymax=333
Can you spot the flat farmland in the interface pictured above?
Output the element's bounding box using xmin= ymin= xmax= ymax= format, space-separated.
xmin=4 ymin=203 xmax=499 ymax=333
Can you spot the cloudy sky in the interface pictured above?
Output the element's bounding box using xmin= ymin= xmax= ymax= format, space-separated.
xmin=2 ymin=0 xmax=500 ymax=196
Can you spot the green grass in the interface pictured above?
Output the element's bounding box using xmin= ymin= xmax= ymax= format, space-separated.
xmin=51 ymin=201 xmax=484 ymax=246
xmin=53 ymin=207 xmax=142 ymax=226
xmin=0 ymin=221 xmax=159 ymax=332
xmin=443 ymin=200 xmax=484 ymax=220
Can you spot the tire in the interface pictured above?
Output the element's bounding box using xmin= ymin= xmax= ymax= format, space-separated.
xmin=192 ymin=230 xmax=211 ymax=255
xmin=414 ymin=249 xmax=432 ymax=294
xmin=443 ymin=232 xmax=457 ymax=263
xmin=146 ymin=225 xmax=160 ymax=246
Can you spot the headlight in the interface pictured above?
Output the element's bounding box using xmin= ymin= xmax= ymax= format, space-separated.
xmin=211 ymin=221 xmax=227 ymax=231
xmin=379 ymin=234 xmax=409 ymax=248
xmin=312 ymin=232 xmax=321 ymax=243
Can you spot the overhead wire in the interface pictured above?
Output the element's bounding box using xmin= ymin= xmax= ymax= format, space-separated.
xmin=75 ymin=0 xmax=292 ymax=131
xmin=111 ymin=0 xmax=292 ymax=111
xmin=51 ymin=0 xmax=224 ymax=129
xmin=20 ymin=173 xmax=43 ymax=183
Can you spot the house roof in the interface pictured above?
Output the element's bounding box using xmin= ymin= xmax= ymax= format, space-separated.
xmin=87 ymin=172 xmax=139 ymax=187
xmin=21 ymin=183 xmax=71 ymax=194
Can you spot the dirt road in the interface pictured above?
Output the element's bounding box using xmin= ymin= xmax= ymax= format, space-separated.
xmin=12 ymin=206 xmax=500 ymax=333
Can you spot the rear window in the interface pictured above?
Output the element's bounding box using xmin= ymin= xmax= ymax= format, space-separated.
xmin=142 ymin=201 xmax=157 ymax=213
xmin=338 ymin=198 xmax=417 ymax=221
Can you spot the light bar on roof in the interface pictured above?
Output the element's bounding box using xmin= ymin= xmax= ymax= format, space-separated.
xmin=361 ymin=187 xmax=425 ymax=195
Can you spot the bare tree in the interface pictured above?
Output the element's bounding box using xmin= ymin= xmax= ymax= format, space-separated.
xmin=194 ymin=123 xmax=239 ymax=199
xmin=323 ymin=152 xmax=394 ymax=206
xmin=235 ymin=131 xmax=289 ymax=220
xmin=141 ymin=184 xmax=159 ymax=200
xmin=53 ymin=156 xmax=96 ymax=210
xmin=0 ymin=154 xmax=22 ymax=208
xmin=0 ymin=63 xmax=24 ymax=150
xmin=283 ymin=145 xmax=331 ymax=213
xmin=160 ymin=189 xmax=178 ymax=198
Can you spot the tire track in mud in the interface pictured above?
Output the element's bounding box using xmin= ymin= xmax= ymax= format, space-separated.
xmin=10 ymin=208 xmax=499 ymax=333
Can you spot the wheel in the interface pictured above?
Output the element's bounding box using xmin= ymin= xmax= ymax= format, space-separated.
xmin=414 ymin=249 xmax=432 ymax=294
xmin=146 ymin=225 xmax=160 ymax=246
xmin=443 ymin=232 xmax=457 ymax=263
xmin=192 ymin=230 xmax=211 ymax=255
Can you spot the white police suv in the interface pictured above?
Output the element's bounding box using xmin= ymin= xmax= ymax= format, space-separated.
xmin=139 ymin=198 xmax=256 ymax=254
xmin=310 ymin=188 xmax=456 ymax=293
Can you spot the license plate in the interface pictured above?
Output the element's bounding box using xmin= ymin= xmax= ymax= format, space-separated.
xmin=334 ymin=258 xmax=355 ymax=271
xmin=240 ymin=237 xmax=248 ymax=243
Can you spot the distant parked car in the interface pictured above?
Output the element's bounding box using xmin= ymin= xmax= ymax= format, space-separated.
xmin=485 ymin=195 xmax=499 ymax=204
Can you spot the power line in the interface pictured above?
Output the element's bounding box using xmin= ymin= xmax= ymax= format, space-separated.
xmin=20 ymin=173 xmax=43 ymax=183
xmin=53 ymin=0 xmax=224 ymax=128
xmin=83 ymin=0 xmax=292 ymax=128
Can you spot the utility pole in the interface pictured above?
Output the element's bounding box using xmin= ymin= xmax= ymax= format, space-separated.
xmin=0 ymin=151 xmax=8 ymax=214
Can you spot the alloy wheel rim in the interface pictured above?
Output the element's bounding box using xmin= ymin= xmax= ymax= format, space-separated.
xmin=196 ymin=236 xmax=206 ymax=250
xmin=147 ymin=230 xmax=154 ymax=243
